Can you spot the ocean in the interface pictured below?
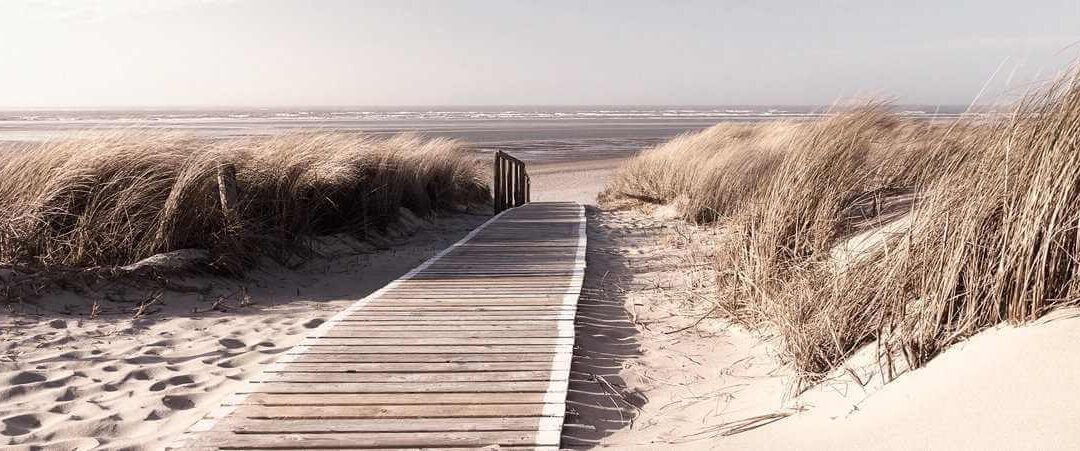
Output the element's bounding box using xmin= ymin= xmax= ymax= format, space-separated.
xmin=0 ymin=106 xmax=967 ymax=163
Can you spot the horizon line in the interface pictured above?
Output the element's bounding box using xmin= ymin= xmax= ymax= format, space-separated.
xmin=0 ymin=103 xmax=979 ymax=111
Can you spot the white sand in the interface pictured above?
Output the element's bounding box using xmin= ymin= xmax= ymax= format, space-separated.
xmin=529 ymin=158 xmax=623 ymax=204
xmin=720 ymin=307 xmax=1080 ymax=450
xmin=0 ymin=214 xmax=487 ymax=449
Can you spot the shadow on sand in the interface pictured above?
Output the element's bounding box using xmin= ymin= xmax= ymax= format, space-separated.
xmin=562 ymin=206 xmax=645 ymax=448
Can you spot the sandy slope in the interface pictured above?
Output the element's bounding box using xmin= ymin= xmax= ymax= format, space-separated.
xmin=574 ymin=203 xmax=1080 ymax=450
xmin=722 ymin=307 xmax=1080 ymax=450
xmin=0 ymin=214 xmax=486 ymax=450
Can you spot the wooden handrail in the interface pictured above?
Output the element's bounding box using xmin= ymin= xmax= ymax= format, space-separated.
xmin=493 ymin=151 xmax=530 ymax=214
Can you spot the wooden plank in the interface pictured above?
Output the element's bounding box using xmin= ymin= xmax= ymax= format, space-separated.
xmin=317 ymin=331 xmax=572 ymax=339
xmin=230 ymin=404 xmax=553 ymax=419
xmin=329 ymin=322 xmax=572 ymax=329
xmin=285 ymin=353 xmax=557 ymax=364
xmin=306 ymin=338 xmax=574 ymax=346
xmin=339 ymin=315 xmax=575 ymax=321
xmin=181 ymin=431 xmax=557 ymax=448
xmin=358 ymin=302 xmax=570 ymax=308
xmin=253 ymin=371 xmax=560 ymax=383
xmin=236 ymin=392 xmax=552 ymax=406
xmin=322 ymin=324 xmax=562 ymax=332
xmin=372 ymin=294 xmax=577 ymax=299
xmin=224 ymin=417 xmax=558 ymax=433
xmin=269 ymin=362 xmax=562 ymax=372
xmin=324 ymin=321 xmax=566 ymax=327
xmin=341 ymin=310 xmax=573 ymax=316
xmin=291 ymin=345 xmax=572 ymax=354
xmin=243 ymin=381 xmax=558 ymax=394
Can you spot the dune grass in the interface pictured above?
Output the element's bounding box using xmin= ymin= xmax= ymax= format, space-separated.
xmin=0 ymin=132 xmax=489 ymax=274
xmin=603 ymin=71 xmax=1080 ymax=382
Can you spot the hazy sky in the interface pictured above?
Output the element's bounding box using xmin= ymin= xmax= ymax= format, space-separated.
xmin=1 ymin=0 xmax=1078 ymax=107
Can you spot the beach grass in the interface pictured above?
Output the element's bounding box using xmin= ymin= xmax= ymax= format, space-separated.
xmin=0 ymin=132 xmax=489 ymax=275
xmin=603 ymin=70 xmax=1080 ymax=382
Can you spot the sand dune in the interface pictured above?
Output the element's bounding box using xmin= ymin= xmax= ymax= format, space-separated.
xmin=575 ymin=205 xmax=1080 ymax=449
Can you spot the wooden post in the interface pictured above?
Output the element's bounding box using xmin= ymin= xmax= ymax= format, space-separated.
xmin=526 ymin=174 xmax=531 ymax=203
xmin=504 ymin=159 xmax=512 ymax=209
xmin=216 ymin=164 xmax=239 ymax=232
xmin=511 ymin=163 xmax=519 ymax=207
xmin=515 ymin=164 xmax=523 ymax=206
xmin=493 ymin=152 xmax=502 ymax=214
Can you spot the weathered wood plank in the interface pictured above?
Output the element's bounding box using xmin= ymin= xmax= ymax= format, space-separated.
xmin=338 ymin=315 xmax=575 ymax=321
xmin=181 ymin=431 xmax=557 ymax=448
xmin=357 ymin=303 xmax=570 ymax=309
xmin=253 ymin=370 xmax=560 ymax=383
xmin=290 ymin=345 xmax=572 ymax=354
xmin=317 ymin=330 xmax=572 ymax=339
xmin=268 ymin=362 xmax=563 ymax=372
xmin=342 ymin=311 xmax=575 ymax=317
xmin=223 ymin=417 xmax=559 ymax=433
xmin=322 ymin=324 xmax=562 ymax=332
xmin=235 ymin=392 xmax=552 ymax=406
xmin=306 ymin=337 xmax=574 ymax=346
xmin=284 ymin=353 xmax=558 ymax=363
xmin=230 ymin=404 xmax=554 ymax=420
xmin=243 ymin=381 xmax=557 ymax=394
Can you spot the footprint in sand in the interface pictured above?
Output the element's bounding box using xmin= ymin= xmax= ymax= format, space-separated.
xmin=162 ymin=395 xmax=195 ymax=410
xmin=148 ymin=375 xmax=195 ymax=392
xmin=303 ymin=318 xmax=325 ymax=328
xmin=1 ymin=414 xmax=41 ymax=436
xmin=124 ymin=355 xmax=165 ymax=365
xmin=218 ymin=338 xmax=246 ymax=349
xmin=10 ymin=372 xmax=46 ymax=385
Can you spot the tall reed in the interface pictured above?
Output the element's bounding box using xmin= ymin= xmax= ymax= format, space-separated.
xmin=0 ymin=132 xmax=489 ymax=273
xmin=605 ymin=71 xmax=1080 ymax=380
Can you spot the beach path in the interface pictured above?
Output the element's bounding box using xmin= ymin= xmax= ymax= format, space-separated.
xmin=169 ymin=201 xmax=586 ymax=450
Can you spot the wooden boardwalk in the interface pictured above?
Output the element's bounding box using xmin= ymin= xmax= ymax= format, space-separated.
xmin=172 ymin=201 xmax=587 ymax=450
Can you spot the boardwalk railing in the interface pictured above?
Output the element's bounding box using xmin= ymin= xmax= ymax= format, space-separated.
xmin=493 ymin=150 xmax=530 ymax=214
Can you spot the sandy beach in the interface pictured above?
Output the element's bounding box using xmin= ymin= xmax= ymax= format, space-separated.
xmin=0 ymin=151 xmax=619 ymax=449
xmin=1 ymin=214 xmax=488 ymax=449
xmin=0 ymin=153 xmax=621 ymax=449
xmin=5 ymin=149 xmax=1080 ymax=449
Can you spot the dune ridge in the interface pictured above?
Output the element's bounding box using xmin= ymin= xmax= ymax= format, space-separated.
xmin=603 ymin=69 xmax=1080 ymax=383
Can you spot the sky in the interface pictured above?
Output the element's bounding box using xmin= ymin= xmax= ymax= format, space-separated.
xmin=1 ymin=0 xmax=1078 ymax=108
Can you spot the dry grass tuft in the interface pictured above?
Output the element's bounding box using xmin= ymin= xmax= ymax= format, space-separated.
xmin=0 ymin=132 xmax=489 ymax=275
xmin=604 ymin=69 xmax=1080 ymax=383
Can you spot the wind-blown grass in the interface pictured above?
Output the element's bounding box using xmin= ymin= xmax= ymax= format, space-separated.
xmin=603 ymin=70 xmax=1080 ymax=383
xmin=0 ymin=132 xmax=489 ymax=273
